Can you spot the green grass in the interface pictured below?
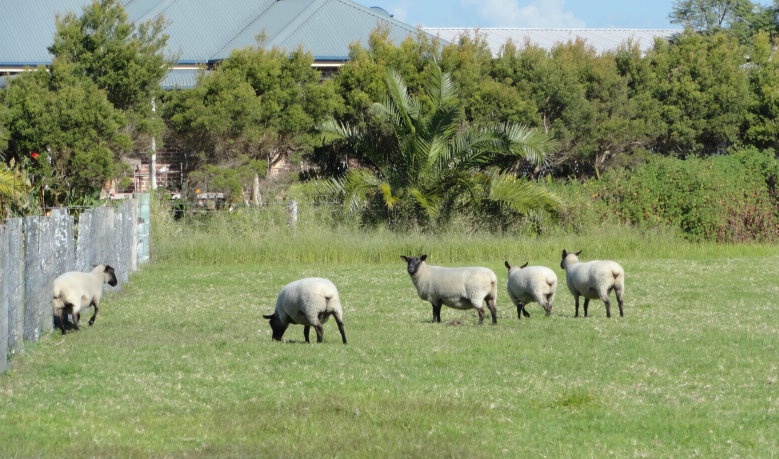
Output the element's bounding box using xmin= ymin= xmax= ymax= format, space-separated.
xmin=2 ymin=219 xmax=778 ymax=457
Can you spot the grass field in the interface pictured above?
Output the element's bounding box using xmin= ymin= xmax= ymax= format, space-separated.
xmin=1 ymin=214 xmax=778 ymax=457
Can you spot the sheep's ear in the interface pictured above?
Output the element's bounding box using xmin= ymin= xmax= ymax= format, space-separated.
xmin=576 ymin=250 xmax=582 ymax=256
xmin=420 ymin=254 xmax=427 ymax=261
xmin=400 ymin=256 xmax=408 ymax=262
xmin=520 ymin=262 xmax=528 ymax=269
xmin=562 ymin=249 xmax=567 ymax=257
xmin=262 ymin=314 xmax=274 ymax=320
xmin=504 ymin=261 xmax=511 ymax=270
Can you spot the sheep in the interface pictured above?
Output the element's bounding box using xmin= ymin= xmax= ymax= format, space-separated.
xmin=401 ymin=255 xmax=498 ymax=324
xmin=559 ymin=250 xmax=625 ymax=318
xmin=263 ymin=277 xmax=347 ymax=344
xmin=52 ymin=264 xmax=118 ymax=335
xmin=504 ymin=260 xmax=558 ymax=319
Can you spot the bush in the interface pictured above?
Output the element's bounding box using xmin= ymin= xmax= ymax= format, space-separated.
xmin=591 ymin=149 xmax=778 ymax=242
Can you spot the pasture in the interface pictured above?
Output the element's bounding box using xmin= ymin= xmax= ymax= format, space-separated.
xmin=1 ymin=218 xmax=777 ymax=457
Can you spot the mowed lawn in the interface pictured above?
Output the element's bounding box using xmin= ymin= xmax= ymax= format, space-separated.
xmin=1 ymin=239 xmax=778 ymax=457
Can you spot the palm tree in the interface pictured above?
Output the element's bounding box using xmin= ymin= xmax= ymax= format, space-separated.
xmin=0 ymin=162 xmax=31 ymax=218
xmin=300 ymin=63 xmax=560 ymax=230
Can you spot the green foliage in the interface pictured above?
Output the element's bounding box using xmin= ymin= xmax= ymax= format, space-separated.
xmin=164 ymin=41 xmax=341 ymax=182
xmin=3 ymin=66 xmax=130 ymax=207
xmin=48 ymin=0 xmax=169 ymax=113
xmin=591 ymin=149 xmax=779 ymax=242
xmin=300 ymin=63 xmax=559 ymax=231
xmin=646 ymin=31 xmax=752 ymax=155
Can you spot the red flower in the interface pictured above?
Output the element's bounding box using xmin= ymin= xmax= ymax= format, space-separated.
xmin=31 ymin=151 xmax=39 ymax=159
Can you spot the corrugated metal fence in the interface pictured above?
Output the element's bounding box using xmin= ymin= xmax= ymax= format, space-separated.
xmin=1 ymin=195 xmax=150 ymax=373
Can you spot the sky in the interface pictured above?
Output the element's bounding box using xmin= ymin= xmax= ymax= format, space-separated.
xmin=359 ymin=0 xmax=686 ymax=29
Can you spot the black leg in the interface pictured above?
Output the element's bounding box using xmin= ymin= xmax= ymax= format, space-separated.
xmin=335 ymin=317 xmax=347 ymax=344
xmin=604 ymin=298 xmax=611 ymax=318
xmin=432 ymin=303 xmax=442 ymax=323
xmin=574 ymin=297 xmax=580 ymax=317
xmin=583 ymin=298 xmax=590 ymax=317
xmin=315 ymin=324 xmax=324 ymax=343
xmin=487 ymin=299 xmax=497 ymax=324
xmin=88 ymin=303 xmax=98 ymax=326
xmin=304 ymin=325 xmax=311 ymax=343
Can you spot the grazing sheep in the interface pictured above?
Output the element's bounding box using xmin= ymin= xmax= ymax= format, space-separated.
xmin=263 ymin=277 xmax=347 ymax=344
xmin=504 ymin=261 xmax=558 ymax=319
xmin=52 ymin=264 xmax=118 ymax=335
xmin=401 ymin=255 xmax=498 ymax=324
xmin=560 ymin=250 xmax=625 ymax=318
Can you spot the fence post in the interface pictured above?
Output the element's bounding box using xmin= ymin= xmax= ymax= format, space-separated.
xmin=135 ymin=193 xmax=150 ymax=264
xmin=4 ymin=218 xmax=24 ymax=356
xmin=289 ymin=200 xmax=298 ymax=229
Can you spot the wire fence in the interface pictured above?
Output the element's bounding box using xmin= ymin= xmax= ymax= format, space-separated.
xmin=1 ymin=195 xmax=150 ymax=373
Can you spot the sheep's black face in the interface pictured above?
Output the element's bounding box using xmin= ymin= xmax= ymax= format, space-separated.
xmin=104 ymin=265 xmax=118 ymax=287
xmin=401 ymin=255 xmax=426 ymax=276
xmin=263 ymin=313 xmax=288 ymax=341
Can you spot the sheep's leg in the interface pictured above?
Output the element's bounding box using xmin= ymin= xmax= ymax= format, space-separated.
xmin=303 ymin=326 xmax=311 ymax=343
xmin=475 ymin=307 xmax=485 ymax=324
xmin=603 ymin=297 xmax=611 ymax=318
xmin=616 ymin=290 xmax=625 ymax=317
xmin=88 ymin=302 xmax=98 ymax=326
xmin=486 ymin=298 xmax=497 ymax=324
xmin=314 ymin=324 xmax=325 ymax=343
xmin=431 ymin=302 xmax=442 ymax=323
xmin=583 ymin=298 xmax=590 ymax=317
xmin=334 ymin=316 xmax=347 ymax=344
xmin=71 ymin=309 xmax=81 ymax=330
xmin=515 ymin=302 xmax=524 ymax=319
xmin=54 ymin=309 xmax=67 ymax=335
xmin=574 ymin=296 xmax=580 ymax=317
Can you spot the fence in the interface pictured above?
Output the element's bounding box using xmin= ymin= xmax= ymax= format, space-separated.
xmin=1 ymin=195 xmax=150 ymax=373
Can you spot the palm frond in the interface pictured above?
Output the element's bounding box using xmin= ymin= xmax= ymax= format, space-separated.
xmin=496 ymin=123 xmax=559 ymax=165
xmin=409 ymin=186 xmax=442 ymax=219
xmin=0 ymin=167 xmax=31 ymax=197
xmin=485 ymin=170 xmax=562 ymax=214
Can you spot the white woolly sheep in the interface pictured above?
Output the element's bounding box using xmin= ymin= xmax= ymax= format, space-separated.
xmin=560 ymin=250 xmax=625 ymax=318
xmin=504 ymin=261 xmax=558 ymax=319
xmin=52 ymin=264 xmax=118 ymax=335
xmin=263 ymin=277 xmax=347 ymax=344
xmin=401 ymin=255 xmax=498 ymax=324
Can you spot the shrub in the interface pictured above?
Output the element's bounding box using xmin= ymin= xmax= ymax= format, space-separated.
xmin=592 ymin=149 xmax=778 ymax=242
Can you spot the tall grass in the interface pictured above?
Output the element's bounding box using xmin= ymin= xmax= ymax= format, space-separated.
xmin=151 ymin=199 xmax=764 ymax=266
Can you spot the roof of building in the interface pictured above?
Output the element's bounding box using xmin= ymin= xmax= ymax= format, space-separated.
xmin=424 ymin=28 xmax=682 ymax=56
xmin=0 ymin=0 xmax=423 ymax=87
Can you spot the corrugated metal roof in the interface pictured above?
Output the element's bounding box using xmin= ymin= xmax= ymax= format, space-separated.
xmin=425 ymin=28 xmax=682 ymax=56
xmin=0 ymin=0 xmax=423 ymax=69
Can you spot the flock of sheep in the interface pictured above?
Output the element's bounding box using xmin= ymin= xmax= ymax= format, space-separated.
xmin=51 ymin=250 xmax=625 ymax=344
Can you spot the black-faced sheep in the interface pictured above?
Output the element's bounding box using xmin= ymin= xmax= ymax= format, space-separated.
xmin=401 ymin=255 xmax=498 ymax=324
xmin=263 ymin=277 xmax=347 ymax=344
xmin=504 ymin=261 xmax=558 ymax=319
xmin=52 ymin=264 xmax=118 ymax=334
xmin=560 ymin=250 xmax=625 ymax=318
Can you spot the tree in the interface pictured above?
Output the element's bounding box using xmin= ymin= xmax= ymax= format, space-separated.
xmin=645 ymin=31 xmax=751 ymax=155
xmin=48 ymin=0 xmax=169 ymax=149
xmin=298 ymin=64 xmax=560 ymax=231
xmin=164 ymin=40 xmax=341 ymax=201
xmin=669 ymin=0 xmax=755 ymax=32
xmin=3 ymin=63 xmax=130 ymax=207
